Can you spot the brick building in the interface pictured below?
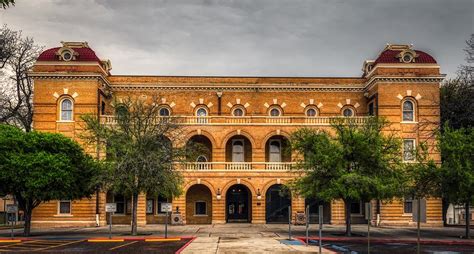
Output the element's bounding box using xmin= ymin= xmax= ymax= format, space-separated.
xmin=29 ymin=42 xmax=444 ymax=228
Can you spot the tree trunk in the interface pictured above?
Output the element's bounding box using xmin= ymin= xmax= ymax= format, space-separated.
xmin=344 ymin=200 xmax=352 ymax=236
xmin=23 ymin=202 xmax=32 ymax=237
xmin=417 ymin=198 xmax=421 ymax=254
xmin=466 ymin=201 xmax=471 ymax=239
xmin=131 ymin=192 xmax=139 ymax=236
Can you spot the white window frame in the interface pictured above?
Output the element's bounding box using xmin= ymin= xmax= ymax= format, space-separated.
xmin=159 ymin=106 xmax=171 ymax=117
xmin=403 ymin=139 xmax=416 ymax=162
xmin=232 ymin=107 xmax=245 ymax=117
xmin=146 ymin=199 xmax=154 ymax=214
xmin=194 ymin=200 xmax=207 ymax=216
xmin=232 ymin=139 xmax=245 ymax=162
xmin=57 ymin=200 xmax=72 ymax=215
xmin=268 ymin=106 xmax=282 ymax=117
xmin=342 ymin=107 xmax=355 ymax=117
xmin=59 ymin=98 xmax=74 ymax=122
xmin=305 ymin=107 xmax=318 ymax=117
xmin=403 ymin=197 xmax=413 ymax=215
xmin=402 ymin=99 xmax=416 ymax=123
xmin=269 ymin=139 xmax=282 ymax=162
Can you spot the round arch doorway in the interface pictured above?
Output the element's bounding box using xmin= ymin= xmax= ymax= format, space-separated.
xmin=265 ymin=184 xmax=291 ymax=223
xmin=226 ymin=184 xmax=251 ymax=223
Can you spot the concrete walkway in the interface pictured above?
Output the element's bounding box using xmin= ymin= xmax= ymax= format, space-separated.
xmin=1 ymin=224 xmax=472 ymax=253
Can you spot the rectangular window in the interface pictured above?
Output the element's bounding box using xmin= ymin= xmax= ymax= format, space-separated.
xmin=403 ymin=139 xmax=416 ymax=161
xmin=146 ymin=199 xmax=154 ymax=214
xmin=350 ymin=201 xmax=361 ymax=214
xmin=157 ymin=196 xmax=169 ymax=214
xmin=404 ymin=198 xmax=413 ymax=214
xmin=195 ymin=201 xmax=207 ymax=215
xmin=59 ymin=200 xmax=71 ymax=214
xmin=368 ymin=102 xmax=375 ymax=116
xmin=115 ymin=195 xmax=125 ymax=214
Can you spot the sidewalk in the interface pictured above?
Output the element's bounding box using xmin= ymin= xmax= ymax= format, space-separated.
xmin=0 ymin=224 xmax=472 ymax=253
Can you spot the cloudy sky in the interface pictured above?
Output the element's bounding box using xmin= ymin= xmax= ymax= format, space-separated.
xmin=1 ymin=0 xmax=472 ymax=77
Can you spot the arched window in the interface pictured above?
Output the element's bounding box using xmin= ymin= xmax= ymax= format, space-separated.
xmin=196 ymin=155 xmax=208 ymax=162
xmin=159 ymin=107 xmax=170 ymax=116
xmin=305 ymin=107 xmax=318 ymax=117
xmin=342 ymin=107 xmax=354 ymax=117
xmin=402 ymin=100 xmax=415 ymax=122
xmin=196 ymin=107 xmax=208 ymax=117
xmin=269 ymin=107 xmax=282 ymax=117
xmin=60 ymin=98 xmax=73 ymax=121
xmin=232 ymin=107 xmax=245 ymax=117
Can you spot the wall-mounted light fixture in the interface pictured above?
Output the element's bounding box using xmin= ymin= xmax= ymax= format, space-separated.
xmin=216 ymin=188 xmax=221 ymax=200
xmin=257 ymin=189 xmax=262 ymax=200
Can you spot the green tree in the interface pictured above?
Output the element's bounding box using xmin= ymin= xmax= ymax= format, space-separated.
xmin=403 ymin=142 xmax=441 ymax=253
xmin=0 ymin=124 xmax=102 ymax=236
xmin=290 ymin=117 xmax=404 ymax=236
xmin=1 ymin=0 xmax=14 ymax=9
xmin=439 ymin=126 xmax=474 ymax=239
xmin=81 ymin=96 xmax=192 ymax=236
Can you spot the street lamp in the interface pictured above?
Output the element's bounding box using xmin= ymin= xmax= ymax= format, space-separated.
xmin=257 ymin=189 xmax=262 ymax=200
xmin=216 ymin=188 xmax=221 ymax=200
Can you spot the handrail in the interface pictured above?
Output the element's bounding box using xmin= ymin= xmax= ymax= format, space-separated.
xmin=100 ymin=115 xmax=369 ymax=126
xmin=173 ymin=162 xmax=296 ymax=171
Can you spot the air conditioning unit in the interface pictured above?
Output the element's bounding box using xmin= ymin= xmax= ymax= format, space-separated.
xmin=294 ymin=212 xmax=306 ymax=225
xmin=171 ymin=213 xmax=183 ymax=225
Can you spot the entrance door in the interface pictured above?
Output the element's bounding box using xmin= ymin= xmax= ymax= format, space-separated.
xmin=266 ymin=184 xmax=291 ymax=223
xmin=226 ymin=184 xmax=250 ymax=222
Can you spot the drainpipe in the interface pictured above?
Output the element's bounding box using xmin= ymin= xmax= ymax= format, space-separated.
xmin=95 ymin=88 xmax=101 ymax=226
xmin=216 ymin=91 xmax=223 ymax=115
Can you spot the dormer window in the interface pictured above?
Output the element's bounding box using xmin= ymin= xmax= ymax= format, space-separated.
xmin=61 ymin=50 xmax=73 ymax=61
xmin=397 ymin=49 xmax=419 ymax=63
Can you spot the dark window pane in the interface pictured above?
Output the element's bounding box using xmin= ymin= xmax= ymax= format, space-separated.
xmin=350 ymin=202 xmax=361 ymax=214
xmin=59 ymin=201 xmax=71 ymax=214
xmin=195 ymin=201 xmax=207 ymax=215
xmin=404 ymin=200 xmax=413 ymax=213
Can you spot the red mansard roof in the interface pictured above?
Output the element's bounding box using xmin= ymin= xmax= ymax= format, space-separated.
xmin=374 ymin=49 xmax=437 ymax=64
xmin=37 ymin=47 xmax=101 ymax=62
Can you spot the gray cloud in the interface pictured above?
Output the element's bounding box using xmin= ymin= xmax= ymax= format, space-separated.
xmin=0 ymin=0 xmax=472 ymax=77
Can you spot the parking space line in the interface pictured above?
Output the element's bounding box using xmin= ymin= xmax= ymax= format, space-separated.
xmin=145 ymin=238 xmax=181 ymax=242
xmin=109 ymin=241 xmax=138 ymax=251
xmin=34 ymin=239 xmax=84 ymax=251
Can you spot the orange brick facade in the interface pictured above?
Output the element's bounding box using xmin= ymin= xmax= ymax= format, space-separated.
xmin=29 ymin=42 xmax=444 ymax=228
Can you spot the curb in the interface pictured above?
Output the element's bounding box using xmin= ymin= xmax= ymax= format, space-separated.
xmin=295 ymin=236 xmax=474 ymax=246
xmin=0 ymin=239 xmax=21 ymax=243
xmin=175 ymin=237 xmax=196 ymax=254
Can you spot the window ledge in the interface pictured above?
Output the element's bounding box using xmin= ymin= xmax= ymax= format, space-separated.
xmin=400 ymin=121 xmax=418 ymax=124
xmin=54 ymin=214 xmax=73 ymax=217
xmin=56 ymin=120 xmax=75 ymax=123
xmin=402 ymin=213 xmax=413 ymax=217
xmin=193 ymin=214 xmax=208 ymax=217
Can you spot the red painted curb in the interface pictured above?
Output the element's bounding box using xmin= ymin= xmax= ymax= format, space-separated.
xmin=175 ymin=237 xmax=196 ymax=254
xmin=295 ymin=236 xmax=474 ymax=246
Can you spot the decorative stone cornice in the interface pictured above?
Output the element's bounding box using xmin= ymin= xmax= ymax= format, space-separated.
xmin=109 ymin=84 xmax=365 ymax=93
xmin=364 ymin=76 xmax=445 ymax=91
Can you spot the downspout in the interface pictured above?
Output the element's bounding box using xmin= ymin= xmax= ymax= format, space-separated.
xmin=216 ymin=91 xmax=223 ymax=115
xmin=95 ymin=88 xmax=101 ymax=226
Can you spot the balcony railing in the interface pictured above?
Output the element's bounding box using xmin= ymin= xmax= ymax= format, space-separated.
xmin=101 ymin=115 xmax=369 ymax=126
xmin=174 ymin=162 xmax=296 ymax=171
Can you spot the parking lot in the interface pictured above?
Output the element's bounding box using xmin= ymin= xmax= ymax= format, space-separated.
xmin=0 ymin=238 xmax=192 ymax=253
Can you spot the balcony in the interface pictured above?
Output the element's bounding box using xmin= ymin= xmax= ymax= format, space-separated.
xmin=100 ymin=115 xmax=369 ymax=126
xmin=174 ymin=162 xmax=295 ymax=171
